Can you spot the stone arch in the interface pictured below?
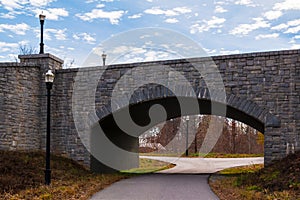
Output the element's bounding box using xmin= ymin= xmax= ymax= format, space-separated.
xmin=95 ymin=85 xmax=280 ymax=134
xmin=90 ymin=85 xmax=281 ymax=172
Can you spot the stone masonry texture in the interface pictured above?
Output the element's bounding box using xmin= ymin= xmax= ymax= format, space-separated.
xmin=0 ymin=49 xmax=299 ymax=168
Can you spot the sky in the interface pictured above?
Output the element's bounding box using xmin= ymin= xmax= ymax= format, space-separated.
xmin=0 ymin=0 xmax=299 ymax=67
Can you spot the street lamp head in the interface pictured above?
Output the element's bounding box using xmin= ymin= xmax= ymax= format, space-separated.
xmin=186 ymin=116 xmax=190 ymax=121
xmin=102 ymin=51 xmax=107 ymax=66
xmin=39 ymin=14 xmax=46 ymax=22
xmin=102 ymin=51 xmax=107 ymax=60
xmin=45 ymin=70 xmax=54 ymax=83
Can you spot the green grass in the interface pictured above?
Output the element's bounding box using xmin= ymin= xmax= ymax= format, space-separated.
xmin=121 ymin=158 xmax=175 ymax=174
xmin=219 ymin=164 xmax=264 ymax=175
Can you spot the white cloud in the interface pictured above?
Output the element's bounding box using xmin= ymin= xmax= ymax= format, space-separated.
xmin=273 ymin=0 xmax=300 ymax=11
xmin=76 ymin=9 xmax=125 ymax=24
xmin=165 ymin=18 xmax=178 ymax=23
xmin=40 ymin=28 xmax=67 ymax=41
xmin=261 ymin=0 xmax=300 ymax=22
xmin=0 ymin=0 xmax=25 ymax=11
xmin=0 ymin=12 xmax=16 ymax=19
xmin=85 ymin=0 xmax=113 ymax=3
xmin=285 ymin=26 xmax=300 ymax=34
xmin=73 ymin=33 xmax=96 ymax=44
xmin=230 ymin=18 xmax=270 ymax=36
xmin=214 ymin=1 xmax=227 ymax=5
xmin=271 ymin=23 xmax=289 ymax=31
xmin=190 ymin=16 xmax=226 ymax=34
xmin=291 ymin=44 xmax=300 ymax=49
xmin=173 ymin=7 xmax=192 ymax=14
xmin=144 ymin=6 xmax=192 ymax=17
xmin=220 ymin=49 xmax=240 ymax=55
xmin=0 ymin=41 xmax=19 ymax=53
xmin=235 ymin=0 xmax=256 ymax=7
xmin=287 ymin=19 xmax=300 ymax=27
xmin=294 ymin=35 xmax=300 ymax=39
xmin=0 ymin=23 xmax=30 ymax=35
xmin=0 ymin=0 xmax=55 ymax=11
xmin=203 ymin=47 xmax=217 ymax=55
xmin=128 ymin=13 xmax=142 ymax=19
xmin=271 ymin=19 xmax=300 ymax=31
xmin=255 ymin=33 xmax=279 ymax=40
xmin=32 ymin=8 xmax=68 ymax=20
xmin=96 ymin=4 xmax=105 ymax=8
xmin=51 ymin=29 xmax=67 ymax=40
xmin=29 ymin=0 xmax=55 ymax=7
xmin=263 ymin=10 xmax=282 ymax=20
xmin=214 ymin=5 xmax=227 ymax=13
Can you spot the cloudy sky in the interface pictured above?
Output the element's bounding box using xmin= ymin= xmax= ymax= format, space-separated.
xmin=0 ymin=0 xmax=299 ymax=67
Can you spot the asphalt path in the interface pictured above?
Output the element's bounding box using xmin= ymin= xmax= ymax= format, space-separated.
xmin=141 ymin=156 xmax=264 ymax=173
xmin=90 ymin=157 xmax=264 ymax=200
xmin=90 ymin=174 xmax=219 ymax=200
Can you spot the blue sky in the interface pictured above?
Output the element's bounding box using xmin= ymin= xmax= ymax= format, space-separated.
xmin=0 ymin=0 xmax=299 ymax=67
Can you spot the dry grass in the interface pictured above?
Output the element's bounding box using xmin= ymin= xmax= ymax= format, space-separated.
xmin=140 ymin=152 xmax=263 ymax=158
xmin=0 ymin=150 xmax=174 ymax=200
xmin=209 ymin=152 xmax=300 ymax=200
xmin=122 ymin=158 xmax=175 ymax=174
xmin=0 ymin=150 xmax=129 ymax=199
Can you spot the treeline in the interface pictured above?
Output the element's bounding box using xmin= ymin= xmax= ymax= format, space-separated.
xmin=139 ymin=115 xmax=264 ymax=154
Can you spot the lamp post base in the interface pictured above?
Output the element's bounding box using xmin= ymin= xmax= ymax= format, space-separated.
xmin=44 ymin=169 xmax=51 ymax=185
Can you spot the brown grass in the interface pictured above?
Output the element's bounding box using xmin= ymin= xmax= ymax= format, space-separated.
xmin=209 ymin=151 xmax=300 ymax=199
xmin=0 ymin=150 xmax=129 ymax=200
xmin=0 ymin=150 xmax=175 ymax=200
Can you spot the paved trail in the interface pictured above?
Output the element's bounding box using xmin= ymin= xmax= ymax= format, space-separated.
xmin=90 ymin=157 xmax=263 ymax=200
xmin=90 ymin=174 xmax=219 ymax=200
xmin=142 ymin=156 xmax=264 ymax=173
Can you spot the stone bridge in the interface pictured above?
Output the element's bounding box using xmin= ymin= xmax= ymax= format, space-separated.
xmin=0 ymin=49 xmax=299 ymax=172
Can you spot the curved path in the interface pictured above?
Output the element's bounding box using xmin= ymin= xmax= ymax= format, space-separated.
xmin=90 ymin=174 xmax=218 ymax=200
xmin=90 ymin=157 xmax=263 ymax=200
xmin=141 ymin=156 xmax=264 ymax=173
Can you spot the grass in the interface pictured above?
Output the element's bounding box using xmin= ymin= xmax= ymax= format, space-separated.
xmin=141 ymin=152 xmax=263 ymax=158
xmin=121 ymin=158 xmax=175 ymax=174
xmin=209 ymin=152 xmax=300 ymax=200
xmin=0 ymin=150 xmax=174 ymax=200
xmin=218 ymin=164 xmax=264 ymax=175
xmin=190 ymin=152 xmax=263 ymax=158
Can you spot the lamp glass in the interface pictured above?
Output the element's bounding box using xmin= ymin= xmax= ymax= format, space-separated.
xmin=39 ymin=14 xmax=46 ymax=21
xmin=45 ymin=70 xmax=54 ymax=83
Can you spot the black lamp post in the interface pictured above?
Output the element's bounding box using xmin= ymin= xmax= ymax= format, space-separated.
xmin=39 ymin=14 xmax=46 ymax=54
xmin=102 ymin=51 xmax=107 ymax=66
xmin=45 ymin=69 xmax=54 ymax=185
xmin=185 ymin=116 xmax=189 ymax=156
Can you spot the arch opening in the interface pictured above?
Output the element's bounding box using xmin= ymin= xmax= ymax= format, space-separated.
xmin=90 ymin=95 xmax=278 ymax=172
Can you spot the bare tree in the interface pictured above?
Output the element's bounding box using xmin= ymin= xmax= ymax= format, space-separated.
xmin=19 ymin=45 xmax=37 ymax=55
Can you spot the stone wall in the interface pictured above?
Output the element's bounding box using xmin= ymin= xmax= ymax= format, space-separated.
xmin=0 ymin=54 xmax=63 ymax=152
xmin=0 ymin=63 xmax=40 ymax=150
xmin=0 ymin=49 xmax=299 ymax=168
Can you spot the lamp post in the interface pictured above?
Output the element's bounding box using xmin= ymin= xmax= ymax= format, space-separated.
xmin=185 ymin=116 xmax=189 ymax=156
xmin=45 ymin=69 xmax=54 ymax=185
xmin=39 ymin=14 xmax=46 ymax=54
xmin=102 ymin=51 xmax=107 ymax=66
